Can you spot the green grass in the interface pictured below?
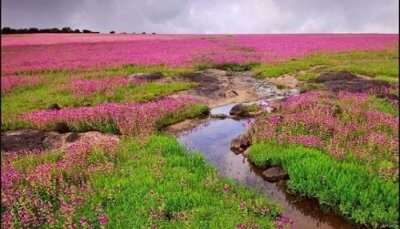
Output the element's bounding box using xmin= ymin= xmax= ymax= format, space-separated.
xmin=2 ymin=63 xmax=195 ymax=131
xmin=12 ymin=150 xmax=64 ymax=173
xmin=367 ymin=96 xmax=399 ymax=116
xmin=195 ymin=62 xmax=259 ymax=72
xmin=253 ymin=49 xmax=399 ymax=82
xmin=248 ymin=142 xmax=399 ymax=228
xmin=156 ymin=104 xmax=210 ymax=130
xmin=75 ymin=135 xmax=280 ymax=228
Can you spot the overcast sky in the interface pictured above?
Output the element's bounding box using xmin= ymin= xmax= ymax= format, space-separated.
xmin=2 ymin=0 xmax=399 ymax=33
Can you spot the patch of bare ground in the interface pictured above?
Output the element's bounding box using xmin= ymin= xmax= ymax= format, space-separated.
xmin=174 ymin=69 xmax=263 ymax=107
xmin=1 ymin=130 xmax=119 ymax=155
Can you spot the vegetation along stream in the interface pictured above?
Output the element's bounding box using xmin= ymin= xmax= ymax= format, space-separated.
xmin=177 ymin=102 xmax=360 ymax=229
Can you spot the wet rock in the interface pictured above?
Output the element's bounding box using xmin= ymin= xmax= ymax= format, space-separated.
xmin=262 ymin=166 xmax=289 ymax=182
xmin=229 ymin=104 xmax=250 ymax=117
xmin=128 ymin=72 xmax=164 ymax=81
xmin=1 ymin=129 xmax=46 ymax=153
xmin=210 ymin=114 xmax=228 ymax=119
xmin=48 ymin=103 xmax=61 ymax=110
xmin=230 ymin=133 xmax=251 ymax=154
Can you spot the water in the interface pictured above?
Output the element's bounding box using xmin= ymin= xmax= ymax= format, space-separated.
xmin=178 ymin=104 xmax=358 ymax=229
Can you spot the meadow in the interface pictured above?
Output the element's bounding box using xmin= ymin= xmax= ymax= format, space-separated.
xmin=1 ymin=33 xmax=399 ymax=228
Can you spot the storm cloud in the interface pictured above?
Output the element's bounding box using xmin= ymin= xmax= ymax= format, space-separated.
xmin=2 ymin=0 xmax=399 ymax=33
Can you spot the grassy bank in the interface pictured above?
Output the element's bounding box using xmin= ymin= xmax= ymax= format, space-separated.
xmin=253 ymin=48 xmax=399 ymax=82
xmin=77 ymin=135 xmax=280 ymax=228
xmin=248 ymin=142 xmax=398 ymax=228
xmin=2 ymin=135 xmax=280 ymax=228
xmin=1 ymin=65 xmax=195 ymax=131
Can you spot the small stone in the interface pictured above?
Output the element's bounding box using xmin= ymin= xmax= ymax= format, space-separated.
xmin=262 ymin=166 xmax=289 ymax=182
xmin=230 ymin=133 xmax=251 ymax=154
xmin=229 ymin=104 xmax=250 ymax=117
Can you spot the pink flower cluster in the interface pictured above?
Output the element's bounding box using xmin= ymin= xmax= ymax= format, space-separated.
xmin=1 ymin=134 xmax=118 ymax=227
xmin=22 ymin=96 xmax=198 ymax=135
xmin=253 ymin=91 xmax=399 ymax=176
xmin=70 ymin=76 xmax=143 ymax=96
xmin=1 ymin=75 xmax=41 ymax=94
xmin=2 ymin=34 xmax=397 ymax=74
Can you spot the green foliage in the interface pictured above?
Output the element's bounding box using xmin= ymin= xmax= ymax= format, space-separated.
xmin=248 ymin=142 xmax=399 ymax=228
xmin=2 ymin=73 xmax=193 ymax=131
xmin=12 ymin=150 xmax=64 ymax=173
xmin=156 ymin=104 xmax=210 ymax=130
xmin=367 ymin=96 xmax=399 ymax=116
xmin=75 ymin=135 xmax=280 ymax=228
xmin=254 ymin=49 xmax=399 ymax=82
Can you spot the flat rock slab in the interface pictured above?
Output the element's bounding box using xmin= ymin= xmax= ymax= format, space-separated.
xmin=262 ymin=166 xmax=289 ymax=182
xmin=1 ymin=129 xmax=119 ymax=155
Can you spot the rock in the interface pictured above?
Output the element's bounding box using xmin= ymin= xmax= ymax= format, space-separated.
xmin=1 ymin=130 xmax=120 ymax=154
xmin=65 ymin=132 xmax=80 ymax=142
xmin=54 ymin=122 xmax=70 ymax=133
xmin=230 ymin=133 xmax=251 ymax=154
xmin=1 ymin=129 xmax=46 ymax=153
xmin=314 ymin=71 xmax=357 ymax=83
xmin=128 ymin=72 xmax=164 ymax=82
xmin=262 ymin=166 xmax=289 ymax=182
xmin=42 ymin=131 xmax=65 ymax=149
xmin=48 ymin=103 xmax=61 ymax=110
xmin=229 ymin=104 xmax=250 ymax=117
xmin=210 ymin=114 xmax=228 ymax=119
xmin=203 ymin=69 xmax=227 ymax=76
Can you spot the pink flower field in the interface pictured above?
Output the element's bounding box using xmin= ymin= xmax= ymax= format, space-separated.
xmin=1 ymin=33 xmax=398 ymax=74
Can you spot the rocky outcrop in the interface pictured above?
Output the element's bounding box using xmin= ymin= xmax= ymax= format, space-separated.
xmin=1 ymin=130 xmax=119 ymax=155
xmin=230 ymin=132 xmax=251 ymax=154
xmin=229 ymin=104 xmax=251 ymax=117
xmin=128 ymin=72 xmax=164 ymax=82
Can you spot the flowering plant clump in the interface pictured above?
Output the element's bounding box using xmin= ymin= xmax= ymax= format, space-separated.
xmin=253 ymin=91 xmax=398 ymax=178
xmin=70 ymin=76 xmax=144 ymax=96
xmin=1 ymin=75 xmax=41 ymax=94
xmin=22 ymin=96 xmax=199 ymax=136
xmin=2 ymin=34 xmax=398 ymax=74
xmin=1 ymin=134 xmax=119 ymax=228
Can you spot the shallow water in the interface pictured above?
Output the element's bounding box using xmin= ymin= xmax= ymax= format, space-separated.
xmin=178 ymin=104 xmax=358 ymax=229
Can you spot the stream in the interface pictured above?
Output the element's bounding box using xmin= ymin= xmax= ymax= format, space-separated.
xmin=177 ymin=103 xmax=358 ymax=229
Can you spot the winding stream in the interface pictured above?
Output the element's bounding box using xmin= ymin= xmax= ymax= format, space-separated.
xmin=177 ymin=103 xmax=358 ymax=229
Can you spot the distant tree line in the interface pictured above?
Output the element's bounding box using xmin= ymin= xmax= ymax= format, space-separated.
xmin=1 ymin=27 xmax=99 ymax=34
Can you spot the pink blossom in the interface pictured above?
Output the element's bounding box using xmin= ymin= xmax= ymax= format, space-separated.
xmin=2 ymin=34 xmax=397 ymax=74
xmin=1 ymin=75 xmax=41 ymax=94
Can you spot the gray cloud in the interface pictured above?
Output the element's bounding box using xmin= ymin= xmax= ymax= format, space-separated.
xmin=1 ymin=0 xmax=398 ymax=33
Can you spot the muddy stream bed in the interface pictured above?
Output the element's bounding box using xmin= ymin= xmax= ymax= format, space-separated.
xmin=176 ymin=103 xmax=358 ymax=228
